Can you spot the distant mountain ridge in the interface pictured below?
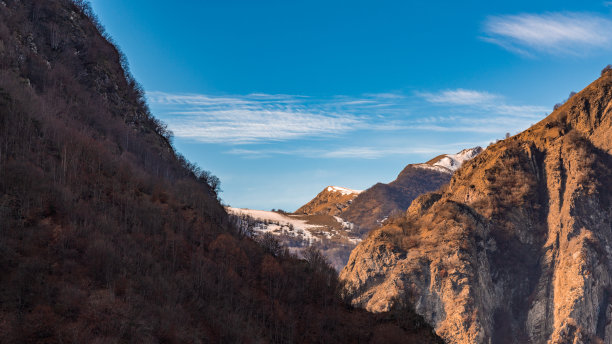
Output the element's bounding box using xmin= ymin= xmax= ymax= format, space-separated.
xmin=236 ymin=148 xmax=481 ymax=271
xmin=295 ymin=185 xmax=363 ymax=216
xmin=415 ymin=147 xmax=483 ymax=174
xmin=296 ymin=147 xmax=482 ymax=237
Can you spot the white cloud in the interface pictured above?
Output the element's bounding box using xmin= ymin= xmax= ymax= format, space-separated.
xmin=148 ymin=92 xmax=363 ymax=144
xmin=417 ymin=88 xmax=548 ymax=118
xmin=320 ymin=146 xmax=442 ymax=159
xmin=227 ymin=142 xmax=487 ymax=160
xmin=482 ymin=12 xmax=612 ymax=56
xmin=168 ymin=109 xmax=361 ymax=144
xmin=417 ymin=89 xmax=498 ymax=105
xmin=148 ymin=91 xmax=423 ymax=144
xmin=149 ymin=89 xmax=546 ymax=147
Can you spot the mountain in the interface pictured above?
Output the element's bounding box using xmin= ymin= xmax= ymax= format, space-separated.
xmin=340 ymin=71 xmax=612 ymax=343
xmin=0 ymin=1 xmax=442 ymax=342
xmin=416 ymin=147 xmax=484 ymax=174
xmin=340 ymin=147 xmax=482 ymax=236
xmin=226 ymin=206 xmax=361 ymax=271
xmin=295 ymin=185 xmax=363 ymax=216
xmin=267 ymin=149 xmax=480 ymax=270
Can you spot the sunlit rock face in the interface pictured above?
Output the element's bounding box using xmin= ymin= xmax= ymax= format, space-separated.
xmin=341 ymin=72 xmax=612 ymax=344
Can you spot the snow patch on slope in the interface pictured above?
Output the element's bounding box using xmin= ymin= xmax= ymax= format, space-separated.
xmin=326 ymin=186 xmax=363 ymax=195
xmin=435 ymin=147 xmax=482 ymax=172
xmin=413 ymin=164 xmax=454 ymax=174
xmin=415 ymin=147 xmax=482 ymax=173
xmin=334 ymin=216 xmax=354 ymax=230
xmin=226 ymin=207 xmax=319 ymax=242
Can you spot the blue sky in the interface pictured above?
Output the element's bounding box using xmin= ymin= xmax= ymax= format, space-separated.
xmin=90 ymin=0 xmax=612 ymax=211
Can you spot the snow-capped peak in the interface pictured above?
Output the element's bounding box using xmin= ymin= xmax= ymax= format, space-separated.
xmin=326 ymin=186 xmax=363 ymax=195
xmin=415 ymin=147 xmax=482 ymax=174
xmin=434 ymin=147 xmax=482 ymax=172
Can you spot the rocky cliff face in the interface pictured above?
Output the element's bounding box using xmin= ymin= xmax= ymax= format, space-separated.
xmin=340 ymin=72 xmax=612 ymax=344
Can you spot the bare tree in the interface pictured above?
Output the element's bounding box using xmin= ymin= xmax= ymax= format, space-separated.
xmin=50 ymin=23 xmax=60 ymax=50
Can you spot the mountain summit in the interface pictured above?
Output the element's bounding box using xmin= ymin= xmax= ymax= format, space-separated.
xmin=416 ymin=147 xmax=483 ymax=174
xmin=295 ymin=185 xmax=363 ymax=216
xmin=340 ymin=147 xmax=482 ymax=236
xmin=340 ymin=71 xmax=612 ymax=344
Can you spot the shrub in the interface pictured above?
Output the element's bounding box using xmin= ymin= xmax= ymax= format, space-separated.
xmin=257 ymin=232 xmax=283 ymax=257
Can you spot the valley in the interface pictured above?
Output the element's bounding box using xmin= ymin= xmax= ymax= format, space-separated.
xmin=228 ymin=148 xmax=482 ymax=271
xmin=1 ymin=0 xmax=610 ymax=343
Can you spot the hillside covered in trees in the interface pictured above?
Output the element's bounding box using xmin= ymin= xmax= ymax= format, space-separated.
xmin=0 ymin=0 xmax=442 ymax=342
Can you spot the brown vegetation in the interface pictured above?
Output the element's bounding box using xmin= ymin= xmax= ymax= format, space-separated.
xmin=342 ymin=166 xmax=451 ymax=236
xmin=0 ymin=0 xmax=443 ymax=343
xmin=295 ymin=186 xmax=359 ymax=216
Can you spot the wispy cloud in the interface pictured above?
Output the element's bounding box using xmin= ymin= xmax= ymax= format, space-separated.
xmin=148 ymin=89 xmax=546 ymax=149
xmin=148 ymin=92 xmax=364 ymax=144
xmin=415 ymin=88 xmax=548 ymax=136
xmin=417 ymin=89 xmax=498 ymax=105
xmin=320 ymin=146 xmax=443 ymax=159
xmin=417 ymin=88 xmax=548 ymax=116
xmin=148 ymin=91 xmax=418 ymax=144
xmin=226 ymin=143 xmax=478 ymax=160
xmin=482 ymin=12 xmax=612 ymax=56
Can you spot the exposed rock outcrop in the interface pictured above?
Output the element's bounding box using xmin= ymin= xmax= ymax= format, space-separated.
xmin=341 ymin=71 xmax=612 ymax=344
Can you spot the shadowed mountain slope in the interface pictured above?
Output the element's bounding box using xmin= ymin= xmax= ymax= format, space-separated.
xmin=0 ymin=1 xmax=443 ymax=342
xmin=340 ymin=148 xmax=482 ymax=236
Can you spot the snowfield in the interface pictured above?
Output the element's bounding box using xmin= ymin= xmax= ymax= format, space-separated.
xmin=226 ymin=207 xmax=319 ymax=230
xmin=435 ymin=147 xmax=482 ymax=172
xmin=413 ymin=164 xmax=454 ymax=174
xmin=415 ymin=147 xmax=482 ymax=173
xmin=227 ymin=207 xmax=361 ymax=246
xmin=334 ymin=216 xmax=355 ymax=231
xmin=226 ymin=207 xmax=362 ymax=270
xmin=326 ymin=186 xmax=363 ymax=195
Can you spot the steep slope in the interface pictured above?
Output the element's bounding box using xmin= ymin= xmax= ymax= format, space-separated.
xmin=340 ymin=71 xmax=612 ymax=343
xmin=341 ymin=147 xmax=482 ymax=236
xmin=275 ymin=149 xmax=480 ymax=269
xmin=0 ymin=1 xmax=443 ymax=343
xmin=295 ymin=186 xmax=362 ymax=216
xmin=417 ymin=147 xmax=484 ymax=173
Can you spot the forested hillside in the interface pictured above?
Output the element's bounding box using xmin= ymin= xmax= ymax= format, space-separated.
xmin=0 ymin=0 xmax=441 ymax=342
